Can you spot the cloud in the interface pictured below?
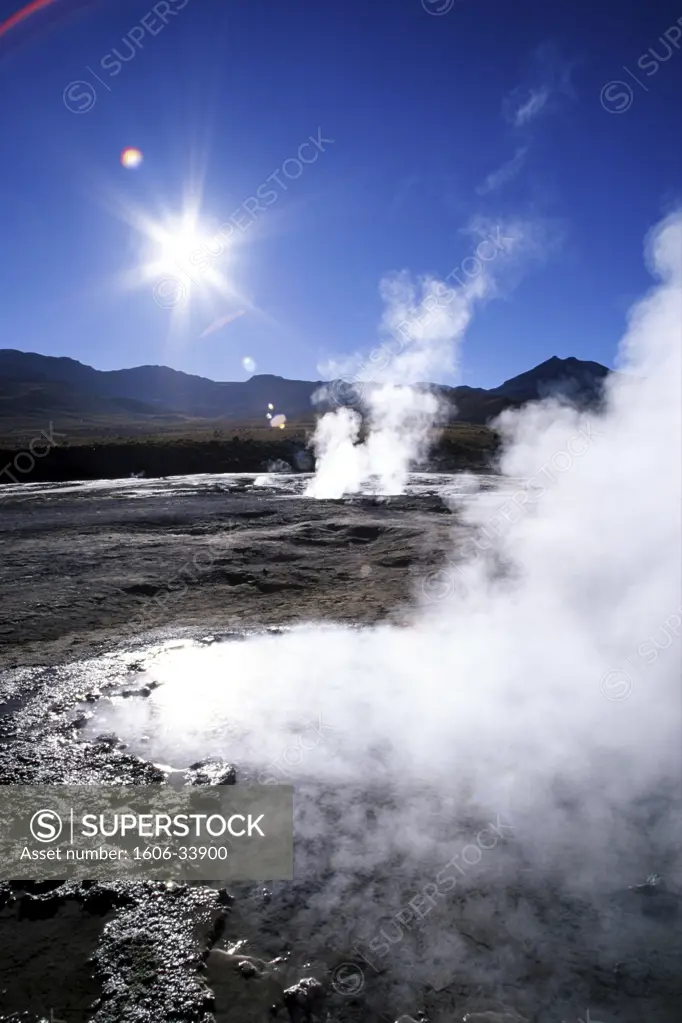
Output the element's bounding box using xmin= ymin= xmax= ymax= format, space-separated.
xmin=477 ymin=44 xmax=574 ymax=197
xmin=502 ymin=43 xmax=575 ymax=130
xmin=461 ymin=213 xmax=565 ymax=287
xmin=476 ymin=146 xmax=528 ymax=196
xmin=508 ymin=86 xmax=550 ymax=127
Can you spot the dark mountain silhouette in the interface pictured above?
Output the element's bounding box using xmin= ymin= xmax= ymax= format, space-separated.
xmin=491 ymin=355 xmax=609 ymax=403
xmin=0 ymin=350 xmax=323 ymax=424
xmin=0 ymin=349 xmax=609 ymax=432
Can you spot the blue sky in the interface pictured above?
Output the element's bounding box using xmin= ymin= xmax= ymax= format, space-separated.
xmin=0 ymin=0 xmax=680 ymax=388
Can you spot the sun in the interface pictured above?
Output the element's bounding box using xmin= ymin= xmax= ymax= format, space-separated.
xmin=150 ymin=221 xmax=210 ymax=277
xmin=113 ymin=187 xmax=253 ymax=323
xmin=142 ymin=210 xmax=214 ymax=278
xmin=131 ymin=206 xmax=241 ymax=314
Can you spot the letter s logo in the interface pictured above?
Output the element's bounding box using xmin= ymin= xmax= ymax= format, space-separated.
xmin=63 ymin=81 xmax=97 ymax=114
xmin=30 ymin=809 xmax=63 ymax=843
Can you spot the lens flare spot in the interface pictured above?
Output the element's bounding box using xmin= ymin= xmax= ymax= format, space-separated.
xmin=266 ymin=413 xmax=272 ymax=420
xmin=271 ymin=414 xmax=286 ymax=429
xmin=121 ymin=147 xmax=143 ymax=169
xmin=268 ymin=403 xmax=274 ymax=411
xmin=242 ymin=357 xmax=256 ymax=373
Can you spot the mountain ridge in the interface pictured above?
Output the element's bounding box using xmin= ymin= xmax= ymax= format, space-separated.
xmin=0 ymin=348 xmax=610 ymax=432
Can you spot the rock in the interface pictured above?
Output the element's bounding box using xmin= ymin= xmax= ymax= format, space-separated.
xmin=238 ymin=960 xmax=260 ymax=978
xmin=283 ymin=977 xmax=324 ymax=1021
xmin=629 ymin=872 xmax=666 ymax=894
xmin=186 ymin=757 xmax=237 ymax=786
xmin=94 ymin=733 xmax=126 ymax=749
xmin=119 ymin=685 xmax=152 ymax=698
xmin=0 ymin=882 xmax=12 ymax=911
xmin=618 ymin=874 xmax=681 ymax=919
xmin=77 ymin=883 xmax=136 ymax=915
xmin=206 ymin=948 xmax=284 ymax=1020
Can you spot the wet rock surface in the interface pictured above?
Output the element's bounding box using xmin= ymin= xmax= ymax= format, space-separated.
xmin=0 ymin=880 xmax=229 ymax=1023
xmin=0 ymin=476 xmax=462 ymax=1023
xmin=0 ymin=476 xmax=680 ymax=1022
xmin=186 ymin=758 xmax=238 ymax=787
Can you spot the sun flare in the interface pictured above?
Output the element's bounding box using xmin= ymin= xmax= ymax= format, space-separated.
xmin=113 ymin=183 xmax=256 ymax=326
xmin=143 ymin=210 xmax=216 ymax=277
xmin=127 ymin=204 xmax=242 ymax=316
xmin=120 ymin=147 xmax=143 ymax=169
xmin=150 ymin=223 xmax=211 ymax=277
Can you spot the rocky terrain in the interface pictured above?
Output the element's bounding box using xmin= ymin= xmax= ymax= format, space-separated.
xmin=0 ymin=473 xmax=455 ymax=1023
xmin=0 ymin=474 xmax=679 ymax=1023
xmin=0 ymin=473 xmax=464 ymax=668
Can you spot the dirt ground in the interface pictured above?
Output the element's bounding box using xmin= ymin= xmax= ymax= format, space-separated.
xmin=0 ymin=476 xmax=680 ymax=1023
xmin=0 ymin=476 xmax=457 ymax=1023
xmin=0 ymin=478 xmax=457 ymax=671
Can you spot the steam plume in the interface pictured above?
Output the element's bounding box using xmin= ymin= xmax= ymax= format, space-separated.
xmin=90 ymin=211 xmax=682 ymax=1018
xmin=306 ymin=218 xmax=551 ymax=498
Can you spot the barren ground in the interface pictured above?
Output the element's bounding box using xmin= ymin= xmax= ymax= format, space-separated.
xmin=0 ymin=475 xmax=458 ymax=670
xmin=0 ymin=474 xmax=679 ymax=1023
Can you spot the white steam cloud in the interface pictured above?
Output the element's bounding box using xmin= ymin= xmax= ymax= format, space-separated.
xmin=90 ymin=212 xmax=681 ymax=1018
xmin=306 ymin=218 xmax=552 ymax=498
